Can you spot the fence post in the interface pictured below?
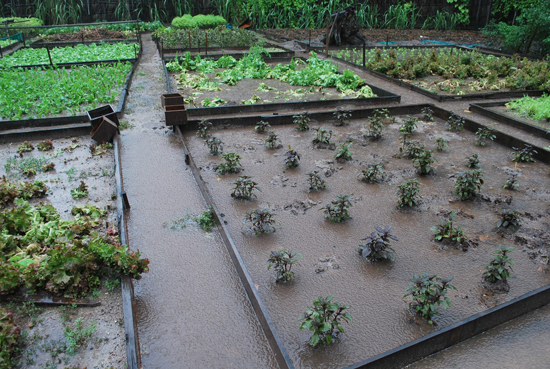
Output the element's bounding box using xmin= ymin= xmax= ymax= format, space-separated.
xmin=46 ymin=46 xmax=53 ymax=67
xmin=325 ymin=16 xmax=329 ymax=56
xmin=363 ymin=41 xmax=365 ymax=67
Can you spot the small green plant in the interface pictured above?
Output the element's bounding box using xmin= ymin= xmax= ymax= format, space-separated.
xmin=396 ymin=178 xmax=422 ymax=207
xmin=466 ymin=153 xmax=480 ymax=168
xmin=0 ymin=308 xmax=21 ymax=367
xmin=119 ymin=120 xmax=134 ymax=130
xmin=196 ymin=119 xmax=213 ymax=138
xmin=421 ymin=106 xmax=434 ymax=121
xmin=483 ymin=245 xmax=514 ymax=284
xmin=334 ymin=140 xmax=353 ymax=162
xmin=105 ymin=278 xmax=120 ymax=291
xmin=435 ymin=136 xmax=448 ymax=151
xmin=333 ymin=108 xmax=351 ymax=126
xmin=511 ymin=144 xmax=537 ymax=163
xmin=431 ymin=211 xmax=468 ymax=245
xmin=255 ymin=120 xmax=271 ymax=133
xmin=196 ymin=206 xmax=215 ymax=231
xmin=305 ymin=170 xmax=327 ymax=192
xmin=283 ymin=145 xmax=300 ymax=168
xmin=264 ymin=131 xmax=281 ymax=149
xmin=400 ymin=115 xmax=418 ymax=136
xmin=267 ymin=249 xmax=302 ymax=282
xmin=404 ymin=273 xmax=456 ymax=325
xmin=475 ymin=127 xmax=496 ymax=146
xmin=205 ymin=136 xmax=223 ymax=155
xmin=402 ymin=141 xmax=424 ymax=159
xmin=447 ymin=111 xmax=464 ymax=132
xmin=413 ymin=149 xmax=437 ymax=175
xmin=90 ymin=142 xmax=113 ymax=156
xmin=358 ymin=162 xmax=384 ymax=183
xmin=243 ymin=209 xmax=276 ymax=235
xmin=454 ymin=169 xmax=484 ymax=199
xmin=313 ymin=127 xmax=333 ymax=145
xmin=323 ymin=195 xmax=352 ymax=222
xmin=64 ymin=317 xmax=97 ymax=355
xmin=503 ymin=173 xmax=519 ymax=190
xmin=365 ymin=109 xmax=389 ymax=140
xmin=358 ymin=225 xmax=399 ymax=262
xmin=293 ymin=111 xmax=310 ymax=131
xmin=70 ymin=181 xmax=88 ymax=199
xmin=231 ymin=176 xmax=261 ymax=200
xmin=497 ymin=209 xmax=521 ymax=229
xmin=17 ymin=141 xmax=34 ymax=154
xmin=298 ymin=296 xmax=352 ymax=347
xmin=216 ymin=152 xmax=242 ymax=174
xmin=37 ymin=139 xmax=54 ymax=151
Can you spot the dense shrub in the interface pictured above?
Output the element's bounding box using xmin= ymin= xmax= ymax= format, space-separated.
xmin=172 ymin=14 xmax=226 ymax=29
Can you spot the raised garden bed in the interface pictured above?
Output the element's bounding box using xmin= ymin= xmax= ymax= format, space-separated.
xmin=180 ymin=104 xmax=550 ymax=368
xmin=329 ymin=46 xmax=549 ymax=101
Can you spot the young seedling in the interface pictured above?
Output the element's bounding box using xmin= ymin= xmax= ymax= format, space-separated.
xmin=196 ymin=119 xmax=212 ymax=138
xmin=396 ymin=178 xmax=422 ymax=207
xmin=454 ymin=169 xmax=485 ymax=200
xmin=497 ymin=208 xmax=521 ymax=229
xmin=365 ymin=109 xmax=389 ymax=140
xmin=17 ymin=141 xmax=34 ymax=154
xmin=483 ymin=245 xmax=514 ymax=287
xmin=358 ymin=225 xmax=399 ymax=262
xmin=404 ymin=273 xmax=456 ymax=325
xmin=399 ymin=115 xmax=418 ymax=136
xmin=71 ymin=181 xmax=88 ymax=199
xmin=503 ymin=173 xmax=519 ymax=190
xmin=358 ymin=162 xmax=384 ymax=183
xmin=511 ymin=144 xmax=537 ymax=163
xmin=312 ymin=127 xmax=333 ymax=145
xmin=466 ymin=153 xmax=480 ymax=169
xmin=333 ymin=107 xmax=351 ymax=126
xmin=283 ymin=145 xmax=300 ymax=169
xmin=413 ymin=149 xmax=437 ymax=175
xmin=298 ymin=295 xmax=352 ymax=347
xmin=231 ymin=176 xmax=261 ymax=200
xmin=243 ymin=209 xmax=276 ymax=235
xmin=255 ymin=120 xmax=271 ymax=133
xmin=37 ymin=140 xmax=54 ymax=151
xmin=421 ymin=106 xmax=434 ymax=121
xmin=475 ymin=127 xmax=496 ymax=146
xmin=305 ymin=170 xmax=327 ymax=192
xmin=293 ymin=111 xmax=310 ymax=131
xmin=195 ymin=207 xmax=215 ymax=231
xmin=267 ymin=249 xmax=302 ymax=282
xmin=323 ymin=195 xmax=352 ymax=222
xmin=402 ymin=141 xmax=424 ymax=159
xmin=435 ymin=136 xmax=448 ymax=151
xmin=264 ymin=130 xmax=281 ymax=149
xmin=334 ymin=140 xmax=353 ymax=162
xmin=216 ymin=152 xmax=242 ymax=174
xmin=205 ymin=136 xmax=223 ymax=155
xmin=447 ymin=111 xmax=464 ymax=132
xmin=431 ymin=211 xmax=468 ymax=247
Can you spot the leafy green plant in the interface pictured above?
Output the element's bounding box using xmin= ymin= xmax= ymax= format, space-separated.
xmin=404 ymin=273 xmax=456 ymax=325
xmin=396 ymin=178 xmax=422 ymax=207
xmin=466 ymin=153 xmax=480 ymax=169
xmin=358 ymin=162 xmax=384 ymax=183
xmin=196 ymin=120 xmax=212 ymax=138
xmin=507 ymin=94 xmax=550 ymax=122
xmin=334 ymin=140 xmax=353 ymax=162
xmin=435 ymin=136 xmax=448 ymax=151
xmin=205 ymin=136 xmax=223 ymax=155
xmin=431 ymin=211 xmax=468 ymax=245
xmin=243 ymin=209 xmax=276 ymax=235
xmin=333 ymin=108 xmax=351 ymax=126
xmin=216 ymin=152 xmax=242 ymax=174
xmin=413 ymin=149 xmax=437 ymax=175
xmin=503 ymin=173 xmax=519 ymax=190
xmin=196 ymin=207 xmax=215 ymax=231
xmin=264 ymin=131 xmax=281 ymax=149
xmin=313 ymin=127 xmax=333 ymax=145
xmin=447 ymin=111 xmax=465 ymax=132
xmin=70 ymin=181 xmax=88 ymax=199
xmin=511 ymin=144 xmax=537 ymax=163
xmin=293 ymin=111 xmax=310 ymax=131
xmin=305 ymin=170 xmax=327 ymax=192
xmin=402 ymin=141 xmax=425 ymax=159
xmin=231 ymin=176 xmax=261 ymax=200
xmin=0 ymin=177 xmax=48 ymax=206
xmin=267 ymin=249 xmax=302 ymax=282
xmin=17 ymin=141 xmax=34 ymax=154
xmin=0 ymin=308 xmax=21 ymax=367
xmin=365 ymin=109 xmax=389 ymax=140
xmin=283 ymin=145 xmax=300 ymax=169
xmin=172 ymin=14 xmax=226 ymax=29
xmin=454 ymin=169 xmax=485 ymax=199
xmin=475 ymin=127 xmax=496 ymax=146
xmin=90 ymin=142 xmax=113 ymax=156
xmin=323 ymin=195 xmax=352 ymax=223
xmin=497 ymin=209 xmax=521 ymax=229
xmin=358 ymin=225 xmax=399 ymax=262
xmin=298 ymin=296 xmax=352 ymax=347
xmin=421 ymin=106 xmax=434 ymax=121
xmin=400 ymin=115 xmax=418 ymax=136
xmin=64 ymin=317 xmax=96 ymax=356
xmin=483 ymin=245 xmax=514 ymax=284
xmin=255 ymin=120 xmax=271 ymax=133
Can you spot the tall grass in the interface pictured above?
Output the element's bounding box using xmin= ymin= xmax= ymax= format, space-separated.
xmin=35 ymin=0 xmax=83 ymax=25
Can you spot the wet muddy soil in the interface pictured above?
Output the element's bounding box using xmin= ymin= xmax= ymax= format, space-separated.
xmin=0 ymin=136 xmax=126 ymax=368
xmin=185 ymin=114 xmax=550 ymax=368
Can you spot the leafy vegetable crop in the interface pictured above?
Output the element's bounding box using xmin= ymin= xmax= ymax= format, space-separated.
xmin=507 ymin=94 xmax=550 ymax=121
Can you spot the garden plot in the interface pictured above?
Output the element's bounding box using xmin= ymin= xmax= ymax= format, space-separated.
xmin=156 ymin=26 xmax=263 ymax=50
xmin=184 ymin=111 xmax=550 ymax=368
xmin=0 ymin=134 xmax=148 ymax=368
xmin=331 ymin=47 xmax=550 ymax=99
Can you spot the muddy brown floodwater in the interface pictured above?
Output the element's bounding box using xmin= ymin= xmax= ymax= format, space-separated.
xmin=185 ymin=114 xmax=550 ymax=368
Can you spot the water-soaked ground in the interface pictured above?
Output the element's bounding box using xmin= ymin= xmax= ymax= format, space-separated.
xmin=185 ymin=114 xmax=550 ymax=368
xmin=120 ymin=33 xmax=277 ymax=368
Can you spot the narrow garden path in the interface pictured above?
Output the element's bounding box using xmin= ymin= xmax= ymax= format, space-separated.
xmin=119 ymin=34 xmax=277 ymax=368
